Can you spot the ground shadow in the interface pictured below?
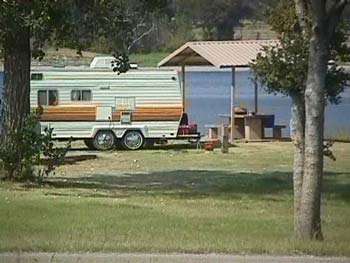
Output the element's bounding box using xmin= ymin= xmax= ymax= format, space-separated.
xmin=41 ymin=170 xmax=350 ymax=202
xmin=41 ymin=154 xmax=98 ymax=165
xmin=67 ymin=141 xmax=231 ymax=152
xmin=67 ymin=144 xmax=201 ymax=152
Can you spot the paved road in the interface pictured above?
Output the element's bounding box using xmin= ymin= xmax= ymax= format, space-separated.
xmin=1 ymin=253 xmax=350 ymax=263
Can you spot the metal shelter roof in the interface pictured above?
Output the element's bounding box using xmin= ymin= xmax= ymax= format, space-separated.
xmin=158 ymin=40 xmax=279 ymax=68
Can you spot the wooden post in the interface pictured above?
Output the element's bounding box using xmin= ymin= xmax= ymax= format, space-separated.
xmin=221 ymin=124 xmax=229 ymax=153
xmin=230 ymin=66 xmax=236 ymax=143
xmin=254 ymin=79 xmax=258 ymax=113
xmin=181 ymin=64 xmax=186 ymax=112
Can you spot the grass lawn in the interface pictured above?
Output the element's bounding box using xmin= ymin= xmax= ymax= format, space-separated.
xmin=129 ymin=52 xmax=170 ymax=67
xmin=0 ymin=142 xmax=349 ymax=255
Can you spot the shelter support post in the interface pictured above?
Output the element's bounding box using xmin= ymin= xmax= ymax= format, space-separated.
xmin=254 ymin=79 xmax=258 ymax=113
xmin=221 ymin=124 xmax=229 ymax=153
xmin=181 ymin=64 xmax=186 ymax=112
xmin=230 ymin=66 xmax=235 ymax=143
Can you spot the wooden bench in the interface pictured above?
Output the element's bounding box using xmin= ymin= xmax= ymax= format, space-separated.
xmin=206 ymin=124 xmax=220 ymax=140
xmin=273 ymin=125 xmax=286 ymax=139
xmin=206 ymin=124 xmax=232 ymax=150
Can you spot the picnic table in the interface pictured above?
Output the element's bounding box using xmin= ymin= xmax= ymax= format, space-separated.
xmin=209 ymin=113 xmax=284 ymax=141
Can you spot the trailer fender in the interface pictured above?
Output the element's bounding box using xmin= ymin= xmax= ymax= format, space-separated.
xmin=114 ymin=127 xmax=149 ymax=139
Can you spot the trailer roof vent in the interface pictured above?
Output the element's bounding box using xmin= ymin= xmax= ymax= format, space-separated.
xmin=31 ymin=73 xmax=43 ymax=80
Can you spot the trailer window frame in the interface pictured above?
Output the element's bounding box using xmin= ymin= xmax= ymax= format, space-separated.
xmin=37 ymin=89 xmax=59 ymax=106
xmin=71 ymin=89 xmax=92 ymax=102
xmin=31 ymin=73 xmax=43 ymax=80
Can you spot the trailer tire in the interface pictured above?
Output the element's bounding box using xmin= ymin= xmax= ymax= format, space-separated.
xmin=93 ymin=130 xmax=115 ymax=151
xmin=122 ymin=130 xmax=144 ymax=150
xmin=84 ymin=139 xmax=96 ymax=150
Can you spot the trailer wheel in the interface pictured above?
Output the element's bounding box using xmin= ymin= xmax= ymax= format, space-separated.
xmin=84 ymin=139 xmax=96 ymax=150
xmin=93 ymin=130 xmax=115 ymax=151
xmin=122 ymin=130 xmax=144 ymax=150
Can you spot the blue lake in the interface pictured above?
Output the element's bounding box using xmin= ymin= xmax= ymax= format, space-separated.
xmin=186 ymin=70 xmax=350 ymax=137
xmin=1 ymin=70 xmax=349 ymax=137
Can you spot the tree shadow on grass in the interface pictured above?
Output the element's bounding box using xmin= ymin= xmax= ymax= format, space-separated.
xmin=41 ymin=155 xmax=98 ymax=165
xmin=41 ymin=170 xmax=350 ymax=202
xmin=66 ymin=140 xmax=201 ymax=152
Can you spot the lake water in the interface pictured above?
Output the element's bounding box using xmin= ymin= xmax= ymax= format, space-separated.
xmin=186 ymin=70 xmax=350 ymax=137
xmin=1 ymin=70 xmax=349 ymax=137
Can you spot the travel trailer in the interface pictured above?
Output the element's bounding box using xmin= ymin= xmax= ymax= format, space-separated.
xmin=30 ymin=67 xmax=199 ymax=150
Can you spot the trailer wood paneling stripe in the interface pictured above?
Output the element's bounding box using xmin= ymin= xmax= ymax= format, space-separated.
xmin=113 ymin=107 xmax=183 ymax=122
xmin=40 ymin=106 xmax=183 ymax=122
xmin=40 ymin=106 xmax=96 ymax=121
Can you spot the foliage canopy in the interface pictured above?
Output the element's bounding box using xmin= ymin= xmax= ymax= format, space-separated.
xmin=251 ymin=0 xmax=349 ymax=103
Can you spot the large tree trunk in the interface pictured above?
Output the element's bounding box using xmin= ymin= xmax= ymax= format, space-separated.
xmin=293 ymin=0 xmax=348 ymax=241
xmin=297 ymin=27 xmax=328 ymax=240
xmin=290 ymin=94 xmax=305 ymax=237
xmin=2 ymin=27 xmax=31 ymax=179
xmin=3 ymin=29 xmax=31 ymax=131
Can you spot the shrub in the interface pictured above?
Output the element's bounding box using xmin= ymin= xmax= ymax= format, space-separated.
xmin=0 ymin=111 xmax=70 ymax=182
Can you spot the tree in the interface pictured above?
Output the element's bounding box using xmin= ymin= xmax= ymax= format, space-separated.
xmin=0 ymin=1 xmax=68 ymax=179
xmin=293 ymin=0 xmax=348 ymax=240
xmin=172 ymin=0 xmax=250 ymax=40
xmin=61 ymin=0 xmax=167 ymax=54
xmin=251 ymin=0 xmax=348 ymax=240
xmin=0 ymin=0 xmax=165 ymax=180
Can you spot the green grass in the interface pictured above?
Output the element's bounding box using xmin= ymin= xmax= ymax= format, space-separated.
xmin=129 ymin=52 xmax=170 ymax=67
xmin=0 ymin=142 xmax=350 ymax=255
xmin=328 ymin=128 xmax=350 ymax=142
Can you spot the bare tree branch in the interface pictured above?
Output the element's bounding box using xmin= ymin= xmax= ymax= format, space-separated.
xmin=328 ymin=0 xmax=348 ymax=14
xmin=326 ymin=0 xmax=348 ymax=40
xmin=327 ymin=0 xmax=348 ymax=18
xmin=310 ymin=0 xmax=327 ymax=24
xmin=127 ymin=23 xmax=155 ymax=52
xmin=294 ymin=0 xmax=309 ymax=33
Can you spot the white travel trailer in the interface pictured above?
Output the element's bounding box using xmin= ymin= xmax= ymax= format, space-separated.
xmin=30 ymin=68 xmax=199 ymax=150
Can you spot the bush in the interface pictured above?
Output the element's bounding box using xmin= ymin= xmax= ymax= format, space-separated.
xmin=0 ymin=111 xmax=70 ymax=182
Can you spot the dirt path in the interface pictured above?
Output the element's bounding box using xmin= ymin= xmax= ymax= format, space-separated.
xmin=1 ymin=253 xmax=349 ymax=263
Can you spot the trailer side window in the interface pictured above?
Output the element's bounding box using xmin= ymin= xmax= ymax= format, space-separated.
xmin=38 ymin=90 xmax=58 ymax=106
xmin=82 ymin=90 xmax=92 ymax=101
xmin=38 ymin=90 xmax=47 ymax=106
xmin=71 ymin=90 xmax=81 ymax=101
xmin=48 ymin=90 xmax=58 ymax=105
xmin=71 ymin=90 xmax=92 ymax=101
xmin=31 ymin=73 xmax=43 ymax=80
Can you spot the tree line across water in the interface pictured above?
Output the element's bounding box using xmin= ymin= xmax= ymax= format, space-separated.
xmin=0 ymin=0 xmax=282 ymax=57
xmin=1 ymin=0 xmax=350 ymax=56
